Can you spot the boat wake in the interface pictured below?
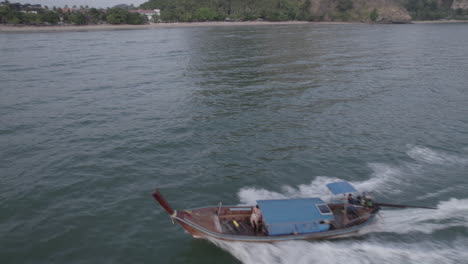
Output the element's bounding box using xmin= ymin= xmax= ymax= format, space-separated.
xmin=209 ymin=162 xmax=468 ymax=264
xmin=209 ymin=236 xmax=468 ymax=264
xmin=238 ymin=163 xmax=405 ymax=205
xmin=210 ymin=194 xmax=468 ymax=264
xmin=406 ymin=145 xmax=468 ymax=165
xmin=378 ymin=198 xmax=468 ymax=234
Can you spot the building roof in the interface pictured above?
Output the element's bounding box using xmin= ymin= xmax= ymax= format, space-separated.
xmin=257 ymin=198 xmax=334 ymax=236
xmin=129 ymin=9 xmax=157 ymax=14
xmin=326 ymin=181 xmax=357 ymax=195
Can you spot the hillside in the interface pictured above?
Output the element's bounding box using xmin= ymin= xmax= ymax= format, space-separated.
xmin=139 ymin=0 xmax=468 ymax=23
xmin=452 ymin=0 xmax=468 ymax=9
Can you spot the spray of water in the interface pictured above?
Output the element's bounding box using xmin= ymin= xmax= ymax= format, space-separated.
xmin=209 ymin=237 xmax=468 ymax=264
xmin=208 ymin=156 xmax=468 ymax=264
xmin=212 ymin=194 xmax=468 ymax=264
xmin=407 ymin=146 xmax=468 ymax=165
xmin=238 ymin=163 xmax=405 ymax=206
xmin=376 ymin=198 xmax=468 ymax=234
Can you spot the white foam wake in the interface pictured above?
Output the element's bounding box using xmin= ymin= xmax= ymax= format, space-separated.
xmin=208 ymin=197 xmax=468 ymax=264
xmin=238 ymin=163 xmax=405 ymax=205
xmin=237 ymin=176 xmax=338 ymax=205
xmin=353 ymin=163 xmax=406 ymax=195
xmin=214 ymin=174 xmax=468 ymax=264
xmin=210 ymin=237 xmax=468 ymax=264
xmin=379 ymin=198 xmax=468 ymax=234
xmin=407 ymin=146 xmax=468 ymax=165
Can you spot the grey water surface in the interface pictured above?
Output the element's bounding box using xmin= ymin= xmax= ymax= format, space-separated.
xmin=1 ymin=23 xmax=468 ymax=264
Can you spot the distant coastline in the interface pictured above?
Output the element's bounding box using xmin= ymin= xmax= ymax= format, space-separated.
xmin=0 ymin=21 xmax=340 ymax=33
xmin=411 ymin=19 xmax=468 ymax=23
xmin=1 ymin=20 xmax=468 ymax=33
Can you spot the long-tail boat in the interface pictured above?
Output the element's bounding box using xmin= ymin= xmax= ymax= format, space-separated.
xmin=152 ymin=182 xmax=385 ymax=242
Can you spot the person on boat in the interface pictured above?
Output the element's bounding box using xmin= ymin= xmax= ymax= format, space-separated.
xmin=347 ymin=194 xmax=356 ymax=205
xmin=250 ymin=205 xmax=263 ymax=232
xmin=356 ymin=195 xmax=362 ymax=205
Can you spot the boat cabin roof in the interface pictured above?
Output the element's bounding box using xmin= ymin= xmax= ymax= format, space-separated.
xmin=257 ymin=198 xmax=334 ymax=236
xmin=326 ymin=181 xmax=357 ymax=195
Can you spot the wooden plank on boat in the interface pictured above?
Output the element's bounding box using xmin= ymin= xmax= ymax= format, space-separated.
xmin=229 ymin=207 xmax=252 ymax=211
xmin=222 ymin=221 xmax=235 ymax=234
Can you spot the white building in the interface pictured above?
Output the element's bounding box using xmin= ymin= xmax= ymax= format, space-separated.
xmin=129 ymin=9 xmax=161 ymax=22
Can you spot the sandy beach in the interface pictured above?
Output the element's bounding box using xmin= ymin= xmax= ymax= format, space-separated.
xmin=1 ymin=19 xmax=466 ymax=33
xmin=0 ymin=21 xmax=317 ymax=33
xmin=412 ymin=19 xmax=468 ymax=24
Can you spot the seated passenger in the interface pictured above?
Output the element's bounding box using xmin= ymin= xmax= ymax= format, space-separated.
xmin=250 ymin=205 xmax=263 ymax=232
xmin=347 ymin=194 xmax=356 ymax=205
xmin=347 ymin=205 xmax=359 ymax=219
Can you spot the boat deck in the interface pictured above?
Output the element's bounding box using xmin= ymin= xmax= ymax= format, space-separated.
xmin=179 ymin=204 xmax=372 ymax=238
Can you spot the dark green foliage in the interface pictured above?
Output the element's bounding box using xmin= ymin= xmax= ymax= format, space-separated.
xmin=370 ymin=8 xmax=378 ymax=22
xmin=0 ymin=4 xmax=21 ymax=24
xmin=106 ymin=8 xmax=128 ymax=24
xmin=138 ymin=0 xmax=468 ymax=22
xmin=127 ymin=12 xmax=148 ymax=24
xmin=403 ymin=0 xmax=450 ymax=20
xmin=87 ymin=8 xmax=105 ymax=24
xmin=336 ymin=0 xmax=353 ymax=12
xmin=105 ymin=8 xmax=147 ymax=24
xmin=0 ymin=2 xmax=147 ymax=25
xmin=21 ymin=12 xmax=41 ymax=24
xmin=452 ymin=7 xmax=468 ymax=19
xmin=140 ymin=0 xmax=304 ymax=22
xmin=2 ymin=0 xmax=467 ymax=25
xmin=194 ymin=8 xmax=219 ymax=21
xmin=297 ymin=0 xmax=314 ymax=21
xmin=1 ymin=3 xmax=60 ymax=24
xmin=70 ymin=12 xmax=87 ymax=24
xmin=41 ymin=10 xmax=60 ymax=24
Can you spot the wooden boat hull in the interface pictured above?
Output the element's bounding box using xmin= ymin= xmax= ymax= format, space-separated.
xmin=154 ymin=190 xmax=379 ymax=243
xmin=172 ymin=208 xmax=377 ymax=242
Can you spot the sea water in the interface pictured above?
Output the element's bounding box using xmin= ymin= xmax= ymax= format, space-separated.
xmin=1 ymin=23 xmax=468 ymax=264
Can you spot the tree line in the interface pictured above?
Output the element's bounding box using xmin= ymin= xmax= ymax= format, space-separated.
xmin=139 ymin=0 xmax=468 ymax=22
xmin=404 ymin=0 xmax=468 ymax=20
xmin=140 ymin=0 xmax=316 ymax=22
xmin=2 ymin=0 xmax=468 ymax=25
xmin=0 ymin=3 xmax=147 ymax=25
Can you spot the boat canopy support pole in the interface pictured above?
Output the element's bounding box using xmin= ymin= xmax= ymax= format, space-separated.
xmin=217 ymin=202 xmax=222 ymax=216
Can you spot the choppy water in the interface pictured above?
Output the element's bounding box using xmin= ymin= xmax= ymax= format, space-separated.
xmin=1 ymin=23 xmax=468 ymax=264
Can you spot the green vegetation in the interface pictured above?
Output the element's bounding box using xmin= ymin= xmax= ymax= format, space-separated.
xmin=140 ymin=0 xmax=312 ymax=22
xmin=336 ymin=0 xmax=353 ymax=12
xmin=0 ymin=4 xmax=59 ymax=24
xmin=402 ymin=0 xmax=468 ymax=20
xmin=404 ymin=0 xmax=449 ymax=20
xmin=2 ymin=0 xmax=468 ymax=25
xmin=370 ymin=8 xmax=379 ymax=22
xmin=194 ymin=8 xmax=220 ymax=21
xmin=138 ymin=0 xmax=468 ymax=22
xmin=105 ymin=7 xmax=148 ymax=24
xmin=0 ymin=2 xmax=147 ymax=25
xmin=69 ymin=12 xmax=87 ymax=24
xmin=106 ymin=8 xmax=129 ymax=24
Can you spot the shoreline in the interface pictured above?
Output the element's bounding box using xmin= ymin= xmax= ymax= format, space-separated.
xmin=1 ymin=19 xmax=467 ymax=33
xmin=0 ymin=21 xmax=316 ymax=33
xmin=412 ymin=19 xmax=468 ymax=24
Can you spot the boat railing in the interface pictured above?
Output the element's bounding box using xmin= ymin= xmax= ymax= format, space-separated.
xmin=344 ymin=213 xmax=370 ymax=227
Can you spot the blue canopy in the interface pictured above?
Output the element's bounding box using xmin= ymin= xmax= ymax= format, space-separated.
xmin=257 ymin=198 xmax=334 ymax=236
xmin=326 ymin=182 xmax=357 ymax=195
